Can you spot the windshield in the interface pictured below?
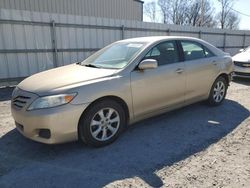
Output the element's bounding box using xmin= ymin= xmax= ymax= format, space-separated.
xmin=81 ymin=42 xmax=145 ymax=69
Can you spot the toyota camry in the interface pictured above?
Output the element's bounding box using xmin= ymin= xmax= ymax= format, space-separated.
xmin=11 ymin=36 xmax=233 ymax=147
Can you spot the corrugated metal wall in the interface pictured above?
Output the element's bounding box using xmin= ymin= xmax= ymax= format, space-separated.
xmin=0 ymin=0 xmax=143 ymax=21
xmin=0 ymin=8 xmax=250 ymax=85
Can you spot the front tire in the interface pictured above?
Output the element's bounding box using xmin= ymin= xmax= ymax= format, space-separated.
xmin=207 ymin=76 xmax=228 ymax=106
xmin=78 ymin=99 xmax=126 ymax=147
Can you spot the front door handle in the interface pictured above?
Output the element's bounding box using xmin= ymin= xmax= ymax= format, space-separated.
xmin=176 ymin=68 xmax=184 ymax=74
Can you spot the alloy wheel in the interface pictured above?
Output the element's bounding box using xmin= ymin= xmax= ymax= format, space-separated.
xmin=213 ymin=81 xmax=226 ymax=103
xmin=90 ymin=108 xmax=120 ymax=141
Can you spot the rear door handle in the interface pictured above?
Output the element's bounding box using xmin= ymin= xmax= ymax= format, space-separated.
xmin=175 ymin=68 xmax=184 ymax=74
xmin=212 ymin=60 xmax=217 ymax=65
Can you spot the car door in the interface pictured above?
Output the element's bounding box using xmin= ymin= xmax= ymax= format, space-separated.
xmin=179 ymin=40 xmax=220 ymax=102
xmin=130 ymin=40 xmax=186 ymax=118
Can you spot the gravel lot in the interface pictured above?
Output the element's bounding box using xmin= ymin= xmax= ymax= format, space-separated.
xmin=0 ymin=78 xmax=249 ymax=188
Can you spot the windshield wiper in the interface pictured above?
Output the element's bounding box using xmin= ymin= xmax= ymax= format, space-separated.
xmin=76 ymin=61 xmax=82 ymax=65
xmin=84 ymin=64 xmax=103 ymax=68
xmin=79 ymin=62 xmax=118 ymax=69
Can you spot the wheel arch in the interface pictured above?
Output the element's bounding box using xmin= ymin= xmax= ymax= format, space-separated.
xmin=77 ymin=95 xmax=130 ymax=137
xmin=207 ymin=72 xmax=230 ymax=99
xmin=207 ymin=73 xmax=229 ymax=106
xmin=216 ymin=73 xmax=230 ymax=86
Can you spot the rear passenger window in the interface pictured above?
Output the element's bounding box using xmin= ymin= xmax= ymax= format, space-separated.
xmin=144 ymin=41 xmax=180 ymax=66
xmin=181 ymin=41 xmax=205 ymax=61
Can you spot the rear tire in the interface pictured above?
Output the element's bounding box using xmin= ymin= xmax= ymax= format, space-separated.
xmin=207 ymin=76 xmax=228 ymax=106
xmin=78 ymin=99 xmax=126 ymax=147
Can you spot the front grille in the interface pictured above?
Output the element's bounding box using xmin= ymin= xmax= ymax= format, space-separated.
xmin=12 ymin=95 xmax=31 ymax=109
xmin=234 ymin=72 xmax=250 ymax=76
xmin=234 ymin=61 xmax=250 ymax=67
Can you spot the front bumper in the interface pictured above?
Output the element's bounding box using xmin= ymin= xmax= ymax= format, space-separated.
xmin=11 ymin=91 xmax=89 ymax=144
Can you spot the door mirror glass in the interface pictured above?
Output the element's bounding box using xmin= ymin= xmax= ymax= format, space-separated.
xmin=138 ymin=59 xmax=158 ymax=70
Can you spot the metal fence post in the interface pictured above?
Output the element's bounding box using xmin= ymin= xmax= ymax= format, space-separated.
xmin=223 ymin=32 xmax=227 ymax=51
xmin=51 ymin=20 xmax=58 ymax=67
xmin=199 ymin=31 xmax=202 ymax=39
xmin=242 ymin=33 xmax=246 ymax=49
xmin=167 ymin=29 xmax=170 ymax=36
xmin=121 ymin=25 xmax=125 ymax=39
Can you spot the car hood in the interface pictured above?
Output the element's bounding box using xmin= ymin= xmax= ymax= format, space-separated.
xmin=18 ymin=64 xmax=118 ymax=95
xmin=233 ymin=52 xmax=250 ymax=63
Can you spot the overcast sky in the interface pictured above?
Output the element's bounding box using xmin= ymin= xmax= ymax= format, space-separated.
xmin=143 ymin=0 xmax=250 ymax=30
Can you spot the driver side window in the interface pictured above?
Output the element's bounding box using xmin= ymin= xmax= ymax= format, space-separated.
xmin=144 ymin=41 xmax=180 ymax=66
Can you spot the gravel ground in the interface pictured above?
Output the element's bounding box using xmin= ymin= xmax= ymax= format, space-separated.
xmin=0 ymin=79 xmax=249 ymax=188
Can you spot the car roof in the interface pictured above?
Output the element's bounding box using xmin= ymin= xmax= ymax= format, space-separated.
xmin=116 ymin=36 xmax=227 ymax=57
xmin=118 ymin=36 xmax=201 ymax=44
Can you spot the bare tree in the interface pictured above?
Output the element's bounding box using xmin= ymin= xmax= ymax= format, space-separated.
xmin=158 ymin=0 xmax=216 ymax=27
xmin=217 ymin=0 xmax=240 ymax=29
xmin=171 ymin=0 xmax=190 ymax=25
xmin=158 ymin=0 xmax=190 ymax=25
xmin=144 ymin=2 xmax=158 ymax=22
xmin=158 ymin=0 xmax=171 ymax=23
xmin=157 ymin=0 xmax=239 ymax=29
xmin=224 ymin=11 xmax=240 ymax=29
xmin=186 ymin=2 xmax=200 ymax=26
xmin=187 ymin=0 xmax=216 ymax=27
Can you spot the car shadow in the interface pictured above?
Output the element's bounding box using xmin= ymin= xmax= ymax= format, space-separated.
xmin=0 ymin=99 xmax=249 ymax=188
xmin=233 ymin=77 xmax=250 ymax=86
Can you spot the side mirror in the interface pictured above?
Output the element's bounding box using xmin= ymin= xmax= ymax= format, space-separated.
xmin=138 ymin=59 xmax=158 ymax=70
xmin=239 ymin=49 xmax=244 ymax=52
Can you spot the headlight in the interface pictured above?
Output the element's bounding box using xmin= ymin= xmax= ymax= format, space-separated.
xmin=27 ymin=93 xmax=77 ymax=110
xmin=12 ymin=86 xmax=19 ymax=98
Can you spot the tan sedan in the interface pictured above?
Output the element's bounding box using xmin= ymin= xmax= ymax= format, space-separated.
xmin=11 ymin=36 xmax=233 ymax=147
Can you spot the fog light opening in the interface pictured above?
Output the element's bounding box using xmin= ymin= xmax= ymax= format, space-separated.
xmin=15 ymin=122 xmax=24 ymax=132
xmin=38 ymin=129 xmax=51 ymax=139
